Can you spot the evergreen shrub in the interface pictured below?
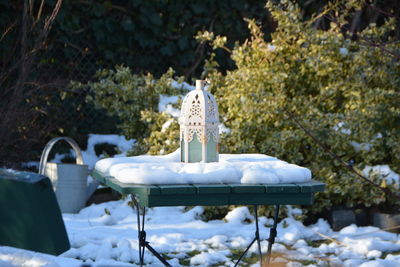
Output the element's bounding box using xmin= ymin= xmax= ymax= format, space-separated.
xmin=204 ymin=1 xmax=400 ymax=215
xmin=71 ymin=66 xmax=186 ymax=155
xmin=82 ymin=1 xmax=400 ymax=217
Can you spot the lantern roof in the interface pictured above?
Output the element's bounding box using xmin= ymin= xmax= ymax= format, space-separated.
xmin=179 ymin=80 xmax=219 ymax=126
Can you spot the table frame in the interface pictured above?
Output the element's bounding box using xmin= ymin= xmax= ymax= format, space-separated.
xmin=92 ymin=170 xmax=325 ymax=266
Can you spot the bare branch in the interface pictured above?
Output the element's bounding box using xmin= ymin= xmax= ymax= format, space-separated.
xmin=42 ymin=0 xmax=62 ymax=39
xmin=184 ymin=17 xmax=217 ymax=80
xmin=0 ymin=21 xmax=17 ymax=42
xmin=36 ymin=0 xmax=46 ymax=23
xmin=350 ymin=10 xmax=362 ymax=33
xmin=0 ymin=0 xmax=64 ymax=165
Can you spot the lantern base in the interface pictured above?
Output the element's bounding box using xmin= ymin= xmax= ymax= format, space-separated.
xmin=181 ymin=134 xmax=218 ymax=163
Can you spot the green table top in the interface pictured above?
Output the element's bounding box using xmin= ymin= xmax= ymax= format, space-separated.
xmin=92 ymin=169 xmax=325 ymax=208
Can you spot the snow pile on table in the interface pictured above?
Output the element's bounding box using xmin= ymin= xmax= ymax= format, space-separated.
xmin=1 ymin=201 xmax=399 ymax=267
xmin=95 ymin=149 xmax=312 ymax=184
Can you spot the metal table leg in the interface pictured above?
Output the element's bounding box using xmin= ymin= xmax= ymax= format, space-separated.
xmin=234 ymin=205 xmax=263 ymax=267
xmin=129 ymin=197 xmax=279 ymax=267
xmin=130 ymin=195 xmax=172 ymax=267
xmin=234 ymin=205 xmax=280 ymax=267
xmin=266 ymin=204 xmax=280 ymax=265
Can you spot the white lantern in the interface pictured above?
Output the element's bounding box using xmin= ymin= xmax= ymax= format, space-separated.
xmin=179 ymin=80 xmax=219 ymax=163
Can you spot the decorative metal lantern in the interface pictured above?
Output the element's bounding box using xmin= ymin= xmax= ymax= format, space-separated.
xmin=179 ymin=80 xmax=219 ymax=163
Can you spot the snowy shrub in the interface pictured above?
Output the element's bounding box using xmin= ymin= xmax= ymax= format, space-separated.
xmin=70 ymin=66 xmax=185 ymax=155
xmin=79 ymin=1 xmax=400 ymax=217
xmin=131 ymin=110 xmax=181 ymax=156
xmin=202 ymin=1 xmax=400 ymax=214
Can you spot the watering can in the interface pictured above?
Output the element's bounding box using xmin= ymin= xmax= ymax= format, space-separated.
xmin=39 ymin=137 xmax=92 ymax=213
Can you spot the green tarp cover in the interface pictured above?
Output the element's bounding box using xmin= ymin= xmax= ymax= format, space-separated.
xmin=0 ymin=169 xmax=70 ymax=255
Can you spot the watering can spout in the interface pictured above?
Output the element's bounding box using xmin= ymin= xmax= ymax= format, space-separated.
xmin=39 ymin=137 xmax=98 ymax=213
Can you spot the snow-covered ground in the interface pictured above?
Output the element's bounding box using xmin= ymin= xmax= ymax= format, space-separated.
xmin=11 ymin=128 xmax=400 ymax=267
xmin=1 ymin=202 xmax=399 ymax=267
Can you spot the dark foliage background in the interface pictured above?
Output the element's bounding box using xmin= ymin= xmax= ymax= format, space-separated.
xmin=0 ymin=0 xmax=399 ymax=166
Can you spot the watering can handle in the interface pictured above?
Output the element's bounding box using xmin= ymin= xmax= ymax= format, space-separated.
xmin=38 ymin=137 xmax=84 ymax=175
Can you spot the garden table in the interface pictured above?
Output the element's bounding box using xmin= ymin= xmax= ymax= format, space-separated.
xmin=92 ymin=169 xmax=325 ymax=267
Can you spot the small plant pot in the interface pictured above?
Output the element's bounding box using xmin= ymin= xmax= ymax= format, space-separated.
xmin=372 ymin=212 xmax=400 ymax=233
xmin=330 ymin=209 xmax=356 ymax=231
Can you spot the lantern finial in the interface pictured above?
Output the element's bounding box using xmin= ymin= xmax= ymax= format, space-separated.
xmin=195 ymin=80 xmax=206 ymax=90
